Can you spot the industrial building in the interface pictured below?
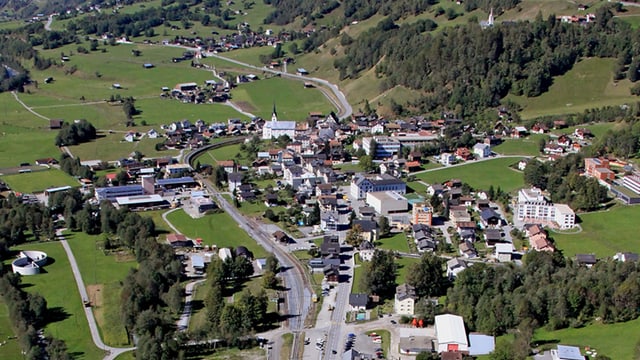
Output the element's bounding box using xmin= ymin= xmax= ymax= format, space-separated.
xmin=435 ymin=314 xmax=469 ymax=353
xmin=95 ymin=185 xmax=144 ymax=202
xmin=115 ymin=194 xmax=169 ymax=210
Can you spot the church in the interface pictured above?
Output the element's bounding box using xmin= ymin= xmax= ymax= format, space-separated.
xmin=262 ymin=104 xmax=296 ymax=140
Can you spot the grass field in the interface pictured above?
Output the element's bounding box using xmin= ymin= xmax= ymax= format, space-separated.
xmin=376 ymin=232 xmax=411 ymax=254
xmin=533 ymin=317 xmax=640 ymax=359
xmin=201 ymin=143 xmax=243 ymax=163
xmin=552 ymin=205 xmax=640 ymax=257
xmin=415 ymin=157 xmax=525 ymax=193
xmin=69 ymin=131 xmax=179 ymax=162
xmin=0 ymin=168 xmax=79 ymax=193
xmin=0 ymin=297 xmax=22 ymax=359
xmin=555 ymin=122 xmax=618 ymax=139
xmin=508 ymin=58 xmax=638 ymax=119
xmin=395 ymin=257 xmax=420 ymax=286
xmin=230 ymin=76 xmax=334 ymax=120
xmin=165 ymin=209 xmax=268 ymax=258
xmin=65 ymin=231 xmax=137 ymax=346
xmin=10 ymin=241 xmax=104 ymax=359
xmin=492 ymin=134 xmax=545 ymax=156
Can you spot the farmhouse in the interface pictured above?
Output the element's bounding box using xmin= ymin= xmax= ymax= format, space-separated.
xmin=175 ymin=82 xmax=198 ymax=92
xmin=167 ymin=233 xmax=193 ymax=248
xmin=349 ymin=293 xmax=368 ymax=311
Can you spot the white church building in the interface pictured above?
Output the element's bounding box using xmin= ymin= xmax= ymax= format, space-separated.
xmin=262 ymin=105 xmax=296 ymax=140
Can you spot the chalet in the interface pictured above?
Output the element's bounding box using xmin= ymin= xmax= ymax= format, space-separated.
xmin=405 ymin=161 xmax=422 ymax=172
xmin=553 ymin=119 xmax=567 ymax=129
xmin=349 ymin=293 xmax=369 ymax=311
xmin=557 ymin=135 xmax=572 ymax=147
xmin=323 ymin=265 xmax=340 ymax=283
xmin=473 ymin=143 xmax=492 ymax=158
xmin=227 ymin=172 xmax=243 ymax=193
xmin=49 ymin=119 xmax=63 ymax=129
xmin=483 ymin=228 xmax=505 ymax=246
xmin=447 ymin=258 xmax=468 ymax=279
xmin=613 ymin=252 xmax=640 ymax=263
xmin=531 ymin=123 xmax=548 ymax=134
xmin=455 ymin=147 xmax=473 ymax=161
xmin=480 ymin=208 xmax=501 ymax=228
xmin=320 ymin=235 xmax=340 ymax=257
xmin=359 ymin=240 xmax=375 ymax=261
xmin=576 ymin=254 xmax=597 ymax=268
xmin=439 ymin=153 xmax=456 ymax=166
xmin=511 ymin=126 xmax=528 ymax=138
xmin=167 ymin=233 xmax=193 ymax=248
xmin=264 ymin=193 xmax=279 ymax=207
xmin=296 ymin=68 xmax=309 ymax=75
xmin=544 ymin=143 xmax=564 ymax=155
xmin=529 ymin=232 xmax=555 ymax=252
xmin=217 ymin=160 xmax=236 ymax=173
xmin=238 ymin=190 xmax=256 ymax=202
xmin=352 ymin=219 xmax=378 ymax=242
xmin=574 ymin=128 xmax=592 ymax=140
xmin=408 ymin=151 xmax=423 ymax=162
xmin=459 ymin=241 xmax=477 ymax=259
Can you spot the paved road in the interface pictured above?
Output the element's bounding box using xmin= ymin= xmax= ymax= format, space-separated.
xmin=177 ymin=279 xmax=206 ymax=331
xmin=57 ymin=231 xmax=135 ymax=360
xmin=45 ymin=14 xmax=54 ymax=31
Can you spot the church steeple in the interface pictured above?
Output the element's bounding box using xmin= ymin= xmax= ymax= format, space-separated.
xmin=271 ymin=102 xmax=278 ymax=122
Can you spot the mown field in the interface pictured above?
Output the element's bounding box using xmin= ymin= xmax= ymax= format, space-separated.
xmin=491 ymin=134 xmax=545 ymax=156
xmin=0 ymin=296 xmax=22 ymax=359
xmin=65 ymin=231 xmax=137 ymax=346
xmin=9 ymin=241 xmax=105 ymax=359
xmin=165 ymin=209 xmax=268 ymax=258
xmin=552 ymin=205 xmax=640 ymax=257
xmin=0 ymin=168 xmax=79 ymax=193
xmin=415 ymin=157 xmax=525 ymax=193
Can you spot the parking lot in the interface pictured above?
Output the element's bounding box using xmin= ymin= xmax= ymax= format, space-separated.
xmin=347 ymin=331 xmax=386 ymax=359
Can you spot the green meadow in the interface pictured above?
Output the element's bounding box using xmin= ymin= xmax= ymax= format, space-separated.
xmin=415 ymin=157 xmax=525 ymax=193
xmin=552 ymin=205 xmax=640 ymax=257
xmin=0 ymin=168 xmax=79 ymax=193
xmin=0 ymin=297 xmax=22 ymax=359
xmin=508 ymin=58 xmax=638 ymax=119
xmin=10 ymin=241 xmax=105 ymax=359
xmin=533 ymin=317 xmax=640 ymax=359
xmin=165 ymin=209 xmax=268 ymax=258
xmin=491 ymin=134 xmax=545 ymax=156
xmin=65 ymin=231 xmax=137 ymax=346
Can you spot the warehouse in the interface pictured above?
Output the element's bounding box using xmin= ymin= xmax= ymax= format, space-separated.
xmin=435 ymin=314 xmax=468 ymax=353
xmin=115 ymin=194 xmax=169 ymax=210
xmin=366 ymin=191 xmax=408 ymax=215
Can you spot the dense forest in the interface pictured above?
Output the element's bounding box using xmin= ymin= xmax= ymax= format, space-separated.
xmin=334 ymin=5 xmax=637 ymax=117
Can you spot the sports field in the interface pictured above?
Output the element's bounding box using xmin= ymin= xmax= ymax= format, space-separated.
xmin=0 ymin=168 xmax=79 ymax=193
xmin=165 ymin=209 xmax=268 ymax=258
xmin=552 ymin=205 xmax=640 ymax=257
xmin=10 ymin=241 xmax=105 ymax=359
xmin=415 ymin=157 xmax=525 ymax=193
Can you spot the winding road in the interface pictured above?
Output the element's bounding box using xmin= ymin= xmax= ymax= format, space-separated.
xmin=57 ymin=230 xmax=135 ymax=360
xmin=203 ymin=52 xmax=353 ymax=120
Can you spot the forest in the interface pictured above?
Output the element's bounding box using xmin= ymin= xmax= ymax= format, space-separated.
xmin=446 ymin=251 xmax=640 ymax=358
xmin=334 ymin=5 xmax=638 ymax=117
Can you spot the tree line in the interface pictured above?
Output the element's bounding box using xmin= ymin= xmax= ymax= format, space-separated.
xmin=335 ymin=5 xmax=636 ymax=118
xmin=0 ymin=194 xmax=56 ymax=259
xmin=0 ymin=272 xmax=71 ymax=360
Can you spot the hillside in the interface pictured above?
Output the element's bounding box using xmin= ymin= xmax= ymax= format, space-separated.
xmin=3 ymin=0 xmax=640 ymax=121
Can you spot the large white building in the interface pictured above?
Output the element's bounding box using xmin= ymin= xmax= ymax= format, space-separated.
xmin=350 ymin=173 xmax=407 ymax=200
xmin=363 ymin=136 xmax=401 ymax=159
xmin=366 ymin=191 xmax=408 ymax=215
xmin=435 ymin=314 xmax=469 ymax=353
xmin=515 ymin=188 xmax=575 ymax=229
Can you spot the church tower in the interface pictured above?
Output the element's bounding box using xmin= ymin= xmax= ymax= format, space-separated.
xmin=271 ymin=103 xmax=278 ymax=122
